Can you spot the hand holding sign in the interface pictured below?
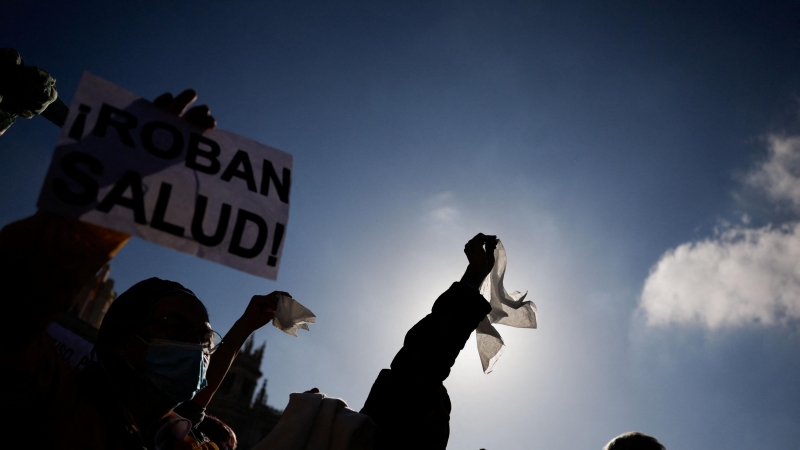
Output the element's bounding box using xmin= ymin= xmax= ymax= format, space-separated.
xmin=153 ymin=89 xmax=217 ymax=130
xmin=38 ymin=73 xmax=292 ymax=279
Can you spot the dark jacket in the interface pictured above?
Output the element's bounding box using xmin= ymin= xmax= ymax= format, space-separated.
xmin=0 ymin=212 xmax=151 ymax=449
xmin=361 ymin=282 xmax=491 ymax=450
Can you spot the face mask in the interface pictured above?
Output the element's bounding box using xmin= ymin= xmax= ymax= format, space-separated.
xmin=139 ymin=338 xmax=209 ymax=408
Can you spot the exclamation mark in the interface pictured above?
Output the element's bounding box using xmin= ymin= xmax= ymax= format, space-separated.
xmin=68 ymin=105 xmax=92 ymax=140
xmin=267 ymin=223 xmax=285 ymax=267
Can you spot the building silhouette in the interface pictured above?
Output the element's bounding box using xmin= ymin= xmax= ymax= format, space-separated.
xmin=207 ymin=336 xmax=283 ymax=449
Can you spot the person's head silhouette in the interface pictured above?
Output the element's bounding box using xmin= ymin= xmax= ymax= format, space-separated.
xmin=604 ymin=432 xmax=665 ymax=450
xmin=95 ymin=278 xmax=216 ymax=419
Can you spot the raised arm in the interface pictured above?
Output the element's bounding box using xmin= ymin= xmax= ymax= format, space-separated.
xmin=360 ymin=234 xmax=497 ymax=450
xmin=190 ymin=291 xmax=287 ymax=408
xmin=0 ymin=48 xmax=59 ymax=136
xmin=387 ymin=233 xmax=497 ymax=382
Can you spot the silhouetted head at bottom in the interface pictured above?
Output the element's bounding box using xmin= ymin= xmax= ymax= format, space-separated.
xmin=604 ymin=432 xmax=665 ymax=450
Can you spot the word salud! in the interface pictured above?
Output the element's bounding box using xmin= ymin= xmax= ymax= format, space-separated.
xmin=38 ymin=73 xmax=293 ymax=279
xmin=55 ymin=109 xmax=289 ymax=259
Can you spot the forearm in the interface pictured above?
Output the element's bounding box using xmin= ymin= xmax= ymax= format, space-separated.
xmin=390 ymin=282 xmax=491 ymax=383
xmin=361 ymin=281 xmax=491 ymax=431
xmin=191 ymin=319 xmax=253 ymax=407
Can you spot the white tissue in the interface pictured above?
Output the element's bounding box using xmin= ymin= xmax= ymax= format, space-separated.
xmin=273 ymin=295 xmax=316 ymax=336
xmin=477 ymin=240 xmax=537 ymax=373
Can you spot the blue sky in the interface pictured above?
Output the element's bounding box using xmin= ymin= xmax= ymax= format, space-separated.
xmin=3 ymin=1 xmax=800 ymax=448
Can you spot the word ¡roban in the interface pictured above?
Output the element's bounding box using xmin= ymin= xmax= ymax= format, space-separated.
xmin=51 ymin=103 xmax=290 ymax=266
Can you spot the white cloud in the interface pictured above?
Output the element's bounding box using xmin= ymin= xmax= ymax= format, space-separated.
xmin=640 ymin=224 xmax=800 ymax=328
xmin=640 ymin=134 xmax=800 ymax=329
xmin=430 ymin=205 xmax=459 ymax=223
xmin=746 ymin=135 xmax=800 ymax=212
xmin=423 ymin=191 xmax=460 ymax=227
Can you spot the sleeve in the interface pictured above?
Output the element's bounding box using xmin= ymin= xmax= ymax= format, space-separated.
xmin=0 ymin=211 xmax=130 ymax=351
xmin=360 ymin=282 xmax=491 ymax=450
xmin=388 ymin=282 xmax=491 ymax=383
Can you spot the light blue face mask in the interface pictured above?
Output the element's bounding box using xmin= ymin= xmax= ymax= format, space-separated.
xmin=139 ymin=338 xmax=209 ymax=407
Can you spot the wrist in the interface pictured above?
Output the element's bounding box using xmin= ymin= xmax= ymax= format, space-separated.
xmin=228 ymin=319 xmax=255 ymax=343
xmin=460 ymin=274 xmax=485 ymax=289
xmin=459 ymin=280 xmax=480 ymax=292
xmin=460 ymin=265 xmax=486 ymax=287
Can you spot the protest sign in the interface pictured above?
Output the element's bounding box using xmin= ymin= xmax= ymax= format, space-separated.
xmin=38 ymin=72 xmax=292 ymax=279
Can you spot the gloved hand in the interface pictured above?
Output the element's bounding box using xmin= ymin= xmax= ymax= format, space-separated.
xmin=153 ymin=89 xmax=217 ymax=130
xmin=0 ymin=48 xmax=59 ymax=136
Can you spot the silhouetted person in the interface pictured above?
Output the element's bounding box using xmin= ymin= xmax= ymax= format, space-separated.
xmin=604 ymin=432 xmax=666 ymax=450
xmin=360 ymin=233 xmax=497 ymax=450
xmin=1 ymin=88 xmax=280 ymax=449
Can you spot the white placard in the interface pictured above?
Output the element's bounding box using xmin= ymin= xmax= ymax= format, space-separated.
xmin=38 ymin=72 xmax=292 ymax=279
xmin=47 ymin=323 xmax=95 ymax=369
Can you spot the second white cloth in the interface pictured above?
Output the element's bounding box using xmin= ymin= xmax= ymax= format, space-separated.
xmin=476 ymin=240 xmax=538 ymax=373
xmin=252 ymin=392 xmax=375 ymax=450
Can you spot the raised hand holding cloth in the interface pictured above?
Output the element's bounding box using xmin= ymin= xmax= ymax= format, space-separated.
xmin=476 ymin=240 xmax=538 ymax=373
xmin=273 ymin=294 xmax=316 ymax=337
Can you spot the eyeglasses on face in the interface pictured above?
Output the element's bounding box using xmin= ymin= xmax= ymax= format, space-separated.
xmin=141 ymin=314 xmax=223 ymax=354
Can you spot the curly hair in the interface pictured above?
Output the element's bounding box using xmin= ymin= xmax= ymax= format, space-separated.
xmin=196 ymin=414 xmax=237 ymax=450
